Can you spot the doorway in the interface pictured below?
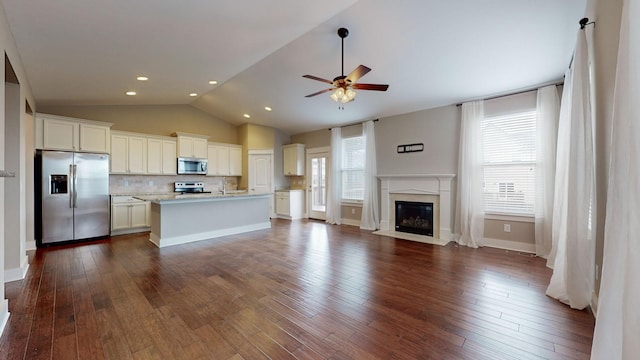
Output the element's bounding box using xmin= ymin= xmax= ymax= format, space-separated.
xmin=306 ymin=147 xmax=329 ymax=220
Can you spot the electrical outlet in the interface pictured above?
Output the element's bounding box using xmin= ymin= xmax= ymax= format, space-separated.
xmin=124 ymin=180 xmax=129 ymax=187
xmin=351 ymin=208 xmax=356 ymax=214
xmin=149 ymin=180 xmax=154 ymax=186
xmin=503 ymin=224 xmax=511 ymax=233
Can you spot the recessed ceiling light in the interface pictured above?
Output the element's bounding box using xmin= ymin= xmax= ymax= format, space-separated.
xmin=243 ymin=114 xmax=251 ymax=119
xmin=209 ymin=80 xmax=218 ymax=85
xmin=136 ymin=76 xmax=148 ymax=81
xmin=126 ymin=91 xmax=137 ymax=96
xmin=189 ymin=93 xmax=198 ymax=97
xmin=264 ymin=106 xmax=272 ymax=112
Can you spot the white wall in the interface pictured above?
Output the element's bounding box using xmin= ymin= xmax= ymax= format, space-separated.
xmin=0 ymin=2 xmax=37 ymax=336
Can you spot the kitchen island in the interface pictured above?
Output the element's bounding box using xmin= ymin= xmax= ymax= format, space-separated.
xmin=134 ymin=192 xmax=271 ymax=248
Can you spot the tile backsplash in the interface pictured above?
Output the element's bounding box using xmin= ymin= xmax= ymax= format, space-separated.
xmin=110 ymin=174 xmax=238 ymax=195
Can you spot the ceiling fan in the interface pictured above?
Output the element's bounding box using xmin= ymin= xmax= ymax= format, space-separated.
xmin=303 ymin=27 xmax=389 ymax=105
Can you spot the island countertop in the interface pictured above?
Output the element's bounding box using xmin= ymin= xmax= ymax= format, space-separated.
xmin=133 ymin=191 xmax=267 ymax=204
xmin=143 ymin=191 xmax=272 ymax=248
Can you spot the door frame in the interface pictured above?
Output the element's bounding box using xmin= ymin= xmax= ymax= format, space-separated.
xmin=306 ymin=146 xmax=330 ymax=220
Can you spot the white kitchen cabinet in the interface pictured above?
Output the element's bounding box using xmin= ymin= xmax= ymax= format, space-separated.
xmin=283 ymin=144 xmax=305 ymax=176
xmin=42 ymin=117 xmax=79 ymax=151
xmin=38 ymin=114 xmax=112 ymax=153
xmin=174 ymin=132 xmax=209 ymax=158
xmin=111 ymin=196 xmax=150 ymax=235
xmin=275 ymin=190 xmax=304 ymax=220
xmin=147 ymin=137 xmax=177 ymax=175
xmin=207 ymin=145 xmax=229 ymax=176
xmin=229 ymin=146 xmax=242 ymax=176
xmin=110 ymin=134 xmax=128 ymax=173
xmin=207 ymin=143 xmax=242 ymax=176
xmin=110 ymin=131 xmax=147 ymax=174
xmin=79 ymin=123 xmax=111 ymax=153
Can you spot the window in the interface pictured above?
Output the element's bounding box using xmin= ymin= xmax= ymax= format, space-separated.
xmin=482 ymin=110 xmax=536 ymax=215
xmin=341 ymin=135 xmax=365 ymax=201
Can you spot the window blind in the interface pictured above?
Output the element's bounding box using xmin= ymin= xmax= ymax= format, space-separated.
xmin=342 ymin=136 xmax=365 ymax=201
xmin=482 ymin=110 xmax=537 ymax=215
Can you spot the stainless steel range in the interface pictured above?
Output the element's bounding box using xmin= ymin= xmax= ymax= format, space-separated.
xmin=174 ymin=181 xmax=211 ymax=194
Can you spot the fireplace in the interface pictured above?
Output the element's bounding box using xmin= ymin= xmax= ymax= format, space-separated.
xmin=395 ymin=201 xmax=434 ymax=236
xmin=376 ymin=174 xmax=453 ymax=246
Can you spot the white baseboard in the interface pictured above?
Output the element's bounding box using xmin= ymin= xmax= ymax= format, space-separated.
xmin=0 ymin=299 xmax=9 ymax=339
xmin=26 ymin=240 xmax=36 ymax=251
xmin=482 ymin=237 xmax=536 ymax=253
xmin=150 ymin=222 xmax=272 ymax=248
xmin=111 ymin=227 xmax=151 ymax=236
xmin=4 ymin=255 xmax=30 ymax=283
xmin=341 ymin=218 xmax=361 ymax=227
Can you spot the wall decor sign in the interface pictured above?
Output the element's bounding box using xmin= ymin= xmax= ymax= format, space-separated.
xmin=397 ymin=143 xmax=424 ymax=153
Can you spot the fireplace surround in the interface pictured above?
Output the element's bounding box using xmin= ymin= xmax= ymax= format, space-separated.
xmin=375 ymin=174 xmax=454 ymax=246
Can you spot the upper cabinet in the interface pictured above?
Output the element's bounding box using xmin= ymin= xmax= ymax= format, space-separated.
xmin=283 ymin=143 xmax=305 ymax=176
xmin=207 ymin=143 xmax=242 ymax=176
xmin=111 ymin=131 xmax=177 ymax=175
xmin=173 ymin=132 xmax=209 ymax=159
xmin=37 ymin=113 xmax=112 ymax=153
xmin=147 ymin=137 xmax=177 ymax=175
xmin=110 ymin=132 xmax=147 ymax=174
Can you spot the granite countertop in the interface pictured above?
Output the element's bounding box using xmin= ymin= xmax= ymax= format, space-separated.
xmin=133 ymin=190 xmax=268 ymax=203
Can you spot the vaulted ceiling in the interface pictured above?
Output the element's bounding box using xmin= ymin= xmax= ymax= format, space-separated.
xmin=1 ymin=0 xmax=587 ymax=135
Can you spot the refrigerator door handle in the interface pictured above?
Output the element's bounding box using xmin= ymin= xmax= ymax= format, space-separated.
xmin=69 ymin=164 xmax=74 ymax=208
xmin=73 ymin=164 xmax=78 ymax=208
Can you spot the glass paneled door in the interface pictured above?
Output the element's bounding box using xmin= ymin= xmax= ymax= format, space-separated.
xmin=306 ymin=148 xmax=328 ymax=220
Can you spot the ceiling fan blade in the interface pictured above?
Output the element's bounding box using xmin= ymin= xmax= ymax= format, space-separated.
xmin=302 ymin=75 xmax=333 ymax=84
xmin=305 ymin=88 xmax=334 ymax=97
xmin=352 ymin=83 xmax=389 ymax=91
xmin=345 ymin=65 xmax=371 ymax=83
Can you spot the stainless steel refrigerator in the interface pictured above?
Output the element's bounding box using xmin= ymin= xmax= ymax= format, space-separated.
xmin=36 ymin=150 xmax=110 ymax=245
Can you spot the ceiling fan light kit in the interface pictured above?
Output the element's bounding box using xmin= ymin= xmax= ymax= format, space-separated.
xmin=303 ymin=27 xmax=388 ymax=107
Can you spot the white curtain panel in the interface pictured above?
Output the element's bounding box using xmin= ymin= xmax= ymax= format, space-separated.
xmin=360 ymin=120 xmax=379 ymax=230
xmin=592 ymin=0 xmax=639 ymax=357
xmin=546 ymin=28 xmax=596 ymax=310
xmin=325 ymin=127 xmax=342 ymax=225
xmin=546 ymin=69 xmax=572 ymax=269
xmin=454 ymin=100 xmax=485 ymax=248
xmin=535 ymin=85 xmax=560 ymax=259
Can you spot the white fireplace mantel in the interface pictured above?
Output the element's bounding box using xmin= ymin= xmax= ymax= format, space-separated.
xmin=375 ymin=174 xmax=455 ymax=246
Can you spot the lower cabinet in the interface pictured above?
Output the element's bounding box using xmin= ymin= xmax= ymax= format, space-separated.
xmin=111 ymin=196 xmax=151 ymax=235
xmin=275 ymin=190 xmax=304 ymax=220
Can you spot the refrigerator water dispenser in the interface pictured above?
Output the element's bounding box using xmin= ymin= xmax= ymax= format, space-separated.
xmin=50 ymin=175 xmax=68 ymax=194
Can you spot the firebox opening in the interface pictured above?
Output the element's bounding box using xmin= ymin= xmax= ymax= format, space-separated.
xmin=395 ymin=201 xmax=433 ymax=236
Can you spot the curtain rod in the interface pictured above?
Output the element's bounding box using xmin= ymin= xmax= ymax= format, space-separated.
xmin=455 ymin=81 xmax=564 ymax=107
xmin=328 ymin=118 xmax=378 ymax=130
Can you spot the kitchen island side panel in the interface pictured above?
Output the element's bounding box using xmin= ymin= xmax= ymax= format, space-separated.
xmin=149 ymin=195 xmax=271 ymax=247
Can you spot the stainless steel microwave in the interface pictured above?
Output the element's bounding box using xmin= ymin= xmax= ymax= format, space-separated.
xmin=177 ymin=157 xmax=207 ymax=175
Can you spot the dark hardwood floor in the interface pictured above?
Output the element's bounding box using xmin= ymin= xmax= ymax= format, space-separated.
xmin=1 ymin=219 xmax=594 ymax=359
